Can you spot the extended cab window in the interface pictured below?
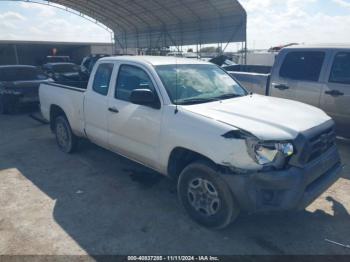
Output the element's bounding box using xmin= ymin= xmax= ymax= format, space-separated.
xmin=115 ymin=65 xmax=155 ymax=102
xmin=279 ymin=51 xmax=325 ymax=82
xmin=329 ymin=52 xmax=350 ymax=85
xmin=92 ymin=63 xmax=114 ymax=96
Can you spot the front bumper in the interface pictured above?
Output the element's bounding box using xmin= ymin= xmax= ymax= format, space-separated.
xmin=222 ymin=145 xmax=342 ymax=212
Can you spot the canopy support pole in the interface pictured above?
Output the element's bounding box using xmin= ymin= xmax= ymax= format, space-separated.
xmin=13 ymin=44 xmax=19 ymax=65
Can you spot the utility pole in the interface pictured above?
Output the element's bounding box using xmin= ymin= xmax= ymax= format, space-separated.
xmin=13 ymin=44 xmax=19 ymax=65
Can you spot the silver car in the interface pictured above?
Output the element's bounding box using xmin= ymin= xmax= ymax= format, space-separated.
xmin=230 ymin=45 xmax=350 ymax=138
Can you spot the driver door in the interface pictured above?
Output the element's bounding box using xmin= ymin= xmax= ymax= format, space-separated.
xmin=107 ymin=64 xmax=162 ymax=170
xmin=320 ymin=51 xmax=350 ymax=137
xmin=270 ymin=51 xmax=326 ymax=108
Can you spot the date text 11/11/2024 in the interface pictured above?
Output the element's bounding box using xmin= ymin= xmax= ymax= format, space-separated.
xmin=127 ymin=256 xmax=220 ymax=261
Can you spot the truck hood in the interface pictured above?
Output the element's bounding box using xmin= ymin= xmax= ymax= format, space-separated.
xmin=182 ymin=94 xmax=331 ymax=140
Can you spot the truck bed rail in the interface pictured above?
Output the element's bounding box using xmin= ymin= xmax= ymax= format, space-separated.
xmin=43 ymin=82 xmax=86 ymax=93
xmin=229 ymin=71 xmax=271 ymax=96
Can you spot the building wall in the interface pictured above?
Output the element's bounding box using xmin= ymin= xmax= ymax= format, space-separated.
xmin=90 ymin=44 xmax=114 ymax=55
xmin=238 ymin=52 xmax=277 ymax=66
xmin=0 ymin=45 xmax=18 ymax=65
xmin=0 ymin=42 xmax=113 ymax=66
xmin=69 ymin=46 xmax=92 ymax=64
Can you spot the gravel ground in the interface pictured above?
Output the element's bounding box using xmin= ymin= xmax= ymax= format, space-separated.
xmin=1 ymin=113 xmax=350 ymax=256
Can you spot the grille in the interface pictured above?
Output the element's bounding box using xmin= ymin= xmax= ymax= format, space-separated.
xmin=307 ymin=127 xmax=336 ymax=163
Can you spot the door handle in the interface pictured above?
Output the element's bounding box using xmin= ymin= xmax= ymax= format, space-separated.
xmin=325 ymin=90 xmax=344 ymax=97
xmin=108 ymin=107 xmax=119 ymax=113
xmin=273 ymin=84 xmax=289 ymax=90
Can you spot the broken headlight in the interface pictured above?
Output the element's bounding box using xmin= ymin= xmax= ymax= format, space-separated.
xmin=247 ymin=139 xmax=294 ymax=168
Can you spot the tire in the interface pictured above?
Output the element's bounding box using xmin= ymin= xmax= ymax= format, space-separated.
xmin=177 ymin=160 xmax=239 ymax=229
xmin=54 ymin=115 xmax=78 ymax=153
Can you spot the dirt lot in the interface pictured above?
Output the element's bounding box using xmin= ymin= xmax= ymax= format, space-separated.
xmin=1 ymin=112 xmax=350 ymax=256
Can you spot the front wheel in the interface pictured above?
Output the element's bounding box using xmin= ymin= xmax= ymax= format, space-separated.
xmin=54 ymin=115 xmax=78 ymax=153
xmin=177 ymin=161 xmax=240 ymax=229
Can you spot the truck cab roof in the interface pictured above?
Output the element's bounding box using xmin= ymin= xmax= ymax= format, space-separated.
xmin=284 ymin=44 xmax=350 ymax=50
xmin=99 ymin=56 xmax=210 ymax=66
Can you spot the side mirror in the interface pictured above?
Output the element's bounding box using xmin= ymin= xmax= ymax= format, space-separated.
xmin=130 ymin=89 xmax=160 ymax=109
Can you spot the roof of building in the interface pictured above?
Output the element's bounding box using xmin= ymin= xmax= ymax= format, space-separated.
xmin=50 ymin=0 xmax=247 ymax=48
xmin=0 ymin=40 xmax=112 ymax=46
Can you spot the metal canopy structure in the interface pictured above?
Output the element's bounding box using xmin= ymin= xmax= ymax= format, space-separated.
xmin=45 ymin=0 xmax=246 ymax=51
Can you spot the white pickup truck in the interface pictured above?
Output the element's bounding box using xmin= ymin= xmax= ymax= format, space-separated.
xmin=40 ymin=56 xmax=342 ymax=229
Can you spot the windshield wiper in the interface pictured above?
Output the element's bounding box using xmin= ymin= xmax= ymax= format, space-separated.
xmin=177 ymin=98 xmax=219 ymax=105
xmin=215 ymin=93 xmax=243 ymax=100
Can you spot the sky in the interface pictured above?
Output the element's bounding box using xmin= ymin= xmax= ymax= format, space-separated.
xmin=0 ymin=0 xmax=349 ymax=50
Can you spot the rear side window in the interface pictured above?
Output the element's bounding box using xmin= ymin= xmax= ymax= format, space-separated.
xmin=279 ymin=51 xmax=325 ymax=82
xmin=329 ymin=52 xmax=350 ymax=85
xmin=92 ymin=63 xmax=114 ymax=96
xmin=115 ymin=65 xmax=155 ymax=102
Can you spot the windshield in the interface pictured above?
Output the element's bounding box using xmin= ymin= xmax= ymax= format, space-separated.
xmin=155 ymin=64 xmax=247 ymax=105
xmin=0 ymin=67 xmax=48 ymax=81
xmin=52 ymin=64 xmax=80 ymax=74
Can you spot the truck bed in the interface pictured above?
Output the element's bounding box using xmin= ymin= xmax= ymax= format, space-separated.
xmin=229 ymin=71 xmax=270 ymax=95
xmin=54 ymin=80 xmax=89 ymax=90
xmin=224 ymin=64 xmax=272 ymax=74
xmin=39 ymin=82 xmax=86 ymax=138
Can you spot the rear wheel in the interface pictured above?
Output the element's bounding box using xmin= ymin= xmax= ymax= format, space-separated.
xmin=54 ymin=115 xmax=77 ymax=153
xmin=177 ymin=161 xmax=239 ymax=229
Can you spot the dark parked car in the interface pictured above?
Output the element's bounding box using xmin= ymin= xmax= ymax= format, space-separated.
xmin=0 ymin=65 xmax=51 ymax=114
xmin=42 ymin=62 xmax=88 ymax=89
xmin=209 ymin=55 xmax=237 ymax=67
xmin=81 ymin=54 xmax=110 ymax=76
xmin=45 ymin=56 xmax=71 ymax=63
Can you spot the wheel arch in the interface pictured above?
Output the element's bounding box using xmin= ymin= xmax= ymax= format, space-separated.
xmin=167 ymin=147 xmax=219 ymax=180
xmin=49 ymin=104 xmax=68 ymax=132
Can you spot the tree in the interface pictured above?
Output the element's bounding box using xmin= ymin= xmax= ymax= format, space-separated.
xmin=199 ymin=46 xmax=216 ymax=53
